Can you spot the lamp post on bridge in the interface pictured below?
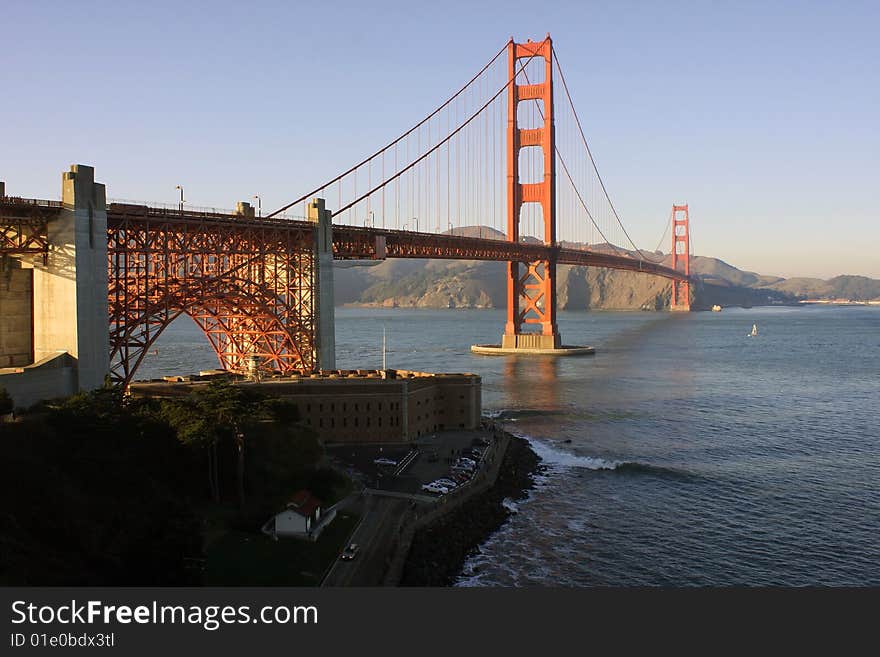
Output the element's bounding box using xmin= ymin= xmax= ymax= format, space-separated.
xmin=175 ymin=185 xmax=185 ymax=211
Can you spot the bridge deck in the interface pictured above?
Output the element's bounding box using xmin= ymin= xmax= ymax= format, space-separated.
xmin=104 ymin=203 xmax=688 ymax=282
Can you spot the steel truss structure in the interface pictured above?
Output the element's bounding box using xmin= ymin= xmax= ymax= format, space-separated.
xmin=0 ymin=197 xmax=61 ymax=260
xmin=5 ymin=199 xmax=686 ymax=386
xmin=107 ymin=204 xmax=316 ymax=385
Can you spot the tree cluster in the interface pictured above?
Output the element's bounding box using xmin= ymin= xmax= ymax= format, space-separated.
xmin=0 ymin=381 xmax=326 ymax=585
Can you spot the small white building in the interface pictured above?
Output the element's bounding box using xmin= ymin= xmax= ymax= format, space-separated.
xmin=262 ymin=490 xmax=334 ymax=540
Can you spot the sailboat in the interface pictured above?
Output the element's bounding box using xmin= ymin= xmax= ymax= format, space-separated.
xmin=748 ymin=323 xmax=758 ymax=337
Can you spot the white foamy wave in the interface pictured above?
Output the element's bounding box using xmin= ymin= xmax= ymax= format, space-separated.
xmin=482 ymin=409 xmax=508 ymax=419
xmin=501 ymin=498 xmax=519 ymax=514
xmin=508 ymin=429 xmax=621 ymax=471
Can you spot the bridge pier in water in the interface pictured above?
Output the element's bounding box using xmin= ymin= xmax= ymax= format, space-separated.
xmin=473 ymin=36 xmax=593 ymax=357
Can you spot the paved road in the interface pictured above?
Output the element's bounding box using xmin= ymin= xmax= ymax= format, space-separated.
xmin=322 ymin=495 xmax=410 ymax=586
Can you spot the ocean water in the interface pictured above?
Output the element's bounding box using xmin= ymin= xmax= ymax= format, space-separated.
xmin=139 ymin=305 xmax=880 ymax=586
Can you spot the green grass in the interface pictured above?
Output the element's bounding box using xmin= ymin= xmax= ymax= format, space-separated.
xmin=204 ymin=511 xmax=359 ymax=586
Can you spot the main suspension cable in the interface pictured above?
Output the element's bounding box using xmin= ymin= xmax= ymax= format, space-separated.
xmin=552 ymin=46 xmax=653 ymax=261
xmin=516 ymin=58 xmax=626 ymax=256
xmin=332 ymin=46 xmax=544 ymax=219
xmin=266 ymin=42 xmax=509 ymax=219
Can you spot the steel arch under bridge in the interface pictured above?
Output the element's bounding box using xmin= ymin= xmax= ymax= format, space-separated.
xmin=107 ymin=203 xmax=317 ymax=386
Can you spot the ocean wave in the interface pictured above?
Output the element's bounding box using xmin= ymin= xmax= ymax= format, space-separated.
xmin=501 ymin=498 xmax=520 ymax=514
xmin=507 ymin=429 xmax=699 ymax=480
xmin=508 ymin=430 xmax=620 ymax=470
xmin=487 ymin=408 xmax=566 ymax=421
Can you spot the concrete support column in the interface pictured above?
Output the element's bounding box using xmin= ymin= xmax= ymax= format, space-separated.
xmin=234 ymin=201 xmax=255 ymax=218
xmin=32 ymin=165 xmax=109 ymax=391
xmin=308 ymin=197 xmax=335 ymax=371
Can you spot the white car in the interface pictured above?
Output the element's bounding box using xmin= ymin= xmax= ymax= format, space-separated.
xmin=373 ymin=457 xmax=398 ymax=466
xmin=433 ymin=479 xmax=458 ymax=489
xmin=421 ymin=483 xmax=449 ymax=495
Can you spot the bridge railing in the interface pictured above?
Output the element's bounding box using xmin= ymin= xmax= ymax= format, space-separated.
xmin=0 ymin=196 xmax=64 ymax=209
xmin=108 ymin=198 xmax=236 ymax=215
xmin=107 ymin=198 xmax=305 ymax=222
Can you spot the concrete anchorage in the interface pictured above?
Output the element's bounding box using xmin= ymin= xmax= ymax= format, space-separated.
xmin=33 ymin=165 xmax=110 ymax=391
xmin=1 ymin=165 xmax=110 ymax=407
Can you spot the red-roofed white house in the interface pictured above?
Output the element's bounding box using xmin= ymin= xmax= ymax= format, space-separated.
xmin=262 ymin=490 xmax=336 ymax=540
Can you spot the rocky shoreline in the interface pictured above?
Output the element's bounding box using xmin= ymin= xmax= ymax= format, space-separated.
xmin=399 ymin=431 xmax=542 ymax=586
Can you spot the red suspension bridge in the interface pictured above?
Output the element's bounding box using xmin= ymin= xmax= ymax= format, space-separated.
xmin=0 ymin=35 xmax=692 ymax=387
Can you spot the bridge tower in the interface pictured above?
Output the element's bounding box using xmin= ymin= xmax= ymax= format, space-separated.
xmin=501 ymin=36 xmax=561 ymax=351
xmin=472 ymin=35 xmax=593 ymax=356
xmin=670 ymin=204 xmax=691 ymax=311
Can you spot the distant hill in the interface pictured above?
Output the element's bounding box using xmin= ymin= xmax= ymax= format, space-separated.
xmin=765 ymin=275 xmax=880 ymax=301
xmin=333 ymin=226 xmax=880 ymax=311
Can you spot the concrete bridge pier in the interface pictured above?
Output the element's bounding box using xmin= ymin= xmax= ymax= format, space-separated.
xmin=32 ymin=164 xmax=109 ymax=391
xmin=309 ymin=197 xmax=336 ymax=370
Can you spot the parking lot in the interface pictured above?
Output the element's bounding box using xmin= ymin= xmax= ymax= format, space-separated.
xmin=322 ymin=426 xmax=503 ymax=586
xmin=326 ymin=428 xmax=496 ymax=497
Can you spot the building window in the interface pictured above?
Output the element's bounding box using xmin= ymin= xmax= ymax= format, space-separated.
xmin=331 ymin=403 xmax=335 ymax=412
xmin=379 ymin=402 xmax=382 ymax=411
xmin=367 ymin=402 xmax=371 ymax=411
xmin=343 ymin=418 xmax=347 ymax=427
xmin=366 ymin=417 xmax=370 ymax=427
xmin=320 ymin=403 xmax=323 ymax=412
xmin=379 ymin=417 xmax=382 ymax=427
xmin=319 ymin=418 xmax=323 ymax=428
xmin=354 ymin=418 xmax=359 ymax=427
xmin=306 ymin=404 xmax=311 ymax=412
xmin=331 ymin=418 xmax=335 ymax=428
xmin=355 ymin=403 xmax=359 ymax=412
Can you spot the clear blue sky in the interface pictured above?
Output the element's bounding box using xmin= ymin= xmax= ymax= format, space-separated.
xmin=2 ymin=0 xmax=877 ymax=278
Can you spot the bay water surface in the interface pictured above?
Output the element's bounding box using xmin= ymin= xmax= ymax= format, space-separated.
xmin=139 ymin=305 xmax=880 ymax=586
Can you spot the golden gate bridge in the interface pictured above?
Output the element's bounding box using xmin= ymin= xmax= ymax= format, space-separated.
xmin=0 ymin=35 xmax=692 ymax=388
